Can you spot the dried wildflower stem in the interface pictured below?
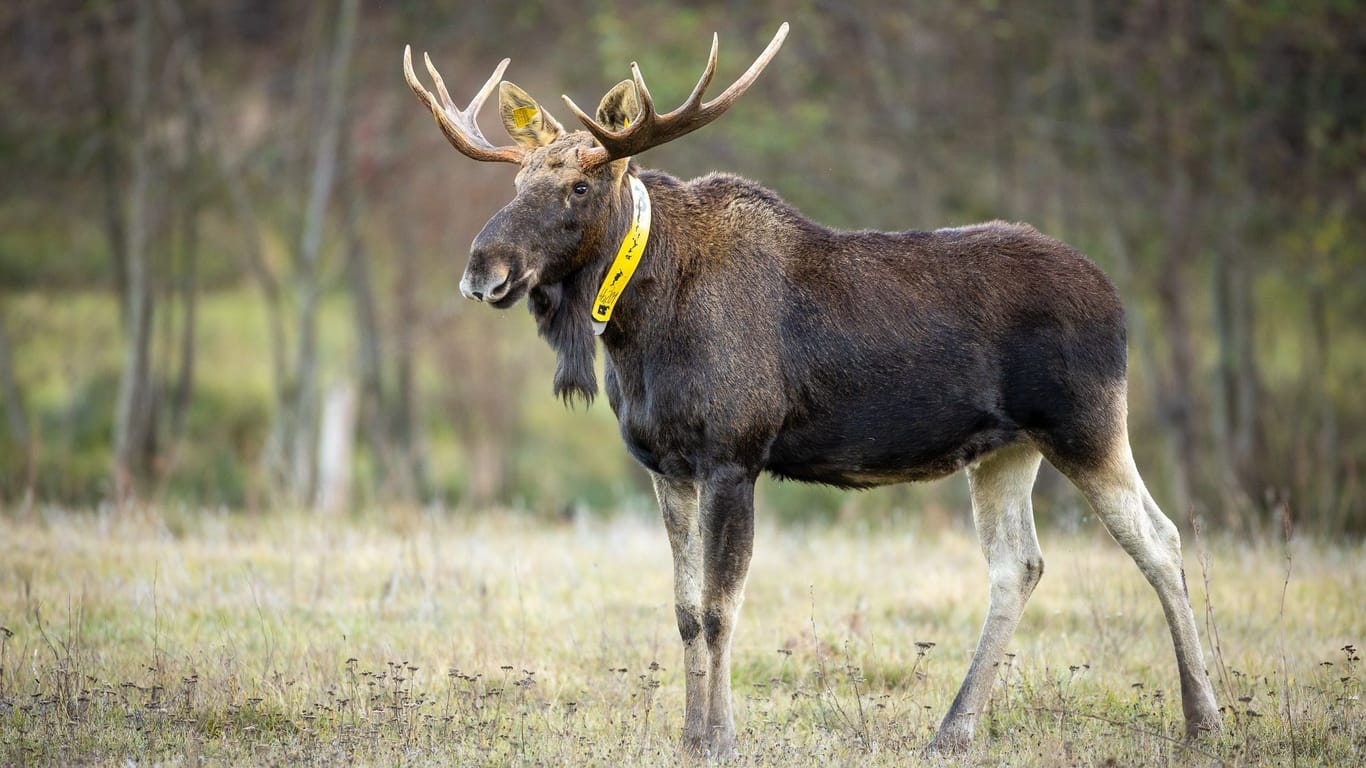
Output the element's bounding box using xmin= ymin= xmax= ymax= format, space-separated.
xmin=1277 ymin=502 xmax=1298 ymax=768
xmin=1192 ymin=518 xmax=1234 ymax=708
xmin=1023 ymin=706 xmax=1226 ymax=764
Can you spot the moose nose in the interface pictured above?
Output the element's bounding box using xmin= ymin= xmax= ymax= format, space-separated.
xmin=458 ymin=273 xmax=482 ymax=302
xmin=464 ymin=212 xmax=523 ymax=303
xmin=459 ymin=265 xmax=511 ymax=303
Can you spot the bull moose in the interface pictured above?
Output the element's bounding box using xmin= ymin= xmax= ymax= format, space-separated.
xmin=402 ymin=22 xmax=1221 ymax=757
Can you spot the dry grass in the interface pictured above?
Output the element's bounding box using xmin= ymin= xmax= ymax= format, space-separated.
xmin=0 ymin=505 xmax=1362 ymax=766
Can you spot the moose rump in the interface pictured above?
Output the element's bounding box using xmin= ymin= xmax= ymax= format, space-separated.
xmin=758 ymin=221 xmax=1130 ymax=489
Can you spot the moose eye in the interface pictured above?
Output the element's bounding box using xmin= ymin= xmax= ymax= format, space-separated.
xmin=572 ymin=181 xmax=589 ymax=195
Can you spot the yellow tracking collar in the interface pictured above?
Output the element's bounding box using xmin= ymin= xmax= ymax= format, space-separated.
xmin=591 ymin=175 xmax=651 ymax=336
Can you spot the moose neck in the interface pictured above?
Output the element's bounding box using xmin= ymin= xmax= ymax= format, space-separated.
xmin=592 ymin=172 xmax=666 ymax=343
xmin=527 ymin=169 xmax=673 ymax=406
xmin=590 ymin=175 xmax=652 ymax=335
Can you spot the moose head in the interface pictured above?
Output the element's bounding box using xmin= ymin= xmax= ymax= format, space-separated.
xmin=402 ymin=24 xmax=788 ymax=310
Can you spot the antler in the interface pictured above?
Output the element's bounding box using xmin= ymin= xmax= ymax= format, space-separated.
xmin=564 ymin=22 xmax=789 ymax=168
xmin=403 ymin=45 xmax=526 ymax=164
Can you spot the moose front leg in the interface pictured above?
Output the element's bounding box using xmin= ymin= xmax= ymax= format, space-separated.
xmin=698 ymin=466 xmax=756 ymax=758
xmin=652 ymin=474 xmax=710 ymax=753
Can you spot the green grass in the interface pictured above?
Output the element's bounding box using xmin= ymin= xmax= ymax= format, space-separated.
xmin=0 ymin=507 xmax=1362 ymax=766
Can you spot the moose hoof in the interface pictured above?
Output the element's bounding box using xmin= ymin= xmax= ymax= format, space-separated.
xmin=681 ymin=732 xmax=706 ymax=758
xmin=1185 ymin=712 xmax=1223 ymax=740
xmin=706 ymin=734 xmax=737 ymax=761
xmin=680 ymin=732 xmax=736 ymax=761
xmin=923 ymin=728 xmax=971 ymax=758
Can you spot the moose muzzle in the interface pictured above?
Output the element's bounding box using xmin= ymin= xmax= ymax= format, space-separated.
xmin=461 ymin=210 xmax=536 ymax=306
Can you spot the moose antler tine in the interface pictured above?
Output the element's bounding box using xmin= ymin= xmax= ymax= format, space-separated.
xmin=402 ymin=46 xmax=525 ymax=164
xmin=469 ymin=58 xmax=511 ymax=115
xmin=628 ymin=62 xmax=656 ymax=120
xmin=702 ymin=22 xmax=788 ymax=113
xmin=403 ymin=45 xmax=435 ymax=110
xmin=681 ymin=33 xmax=720 ymax=111
xmin=563 ymin=22 xmax=788 ymax=163
xmin=560 ymin=93 xmax=599 ymax=133
xmin=423 ymin=52 xmax=458 ymax=113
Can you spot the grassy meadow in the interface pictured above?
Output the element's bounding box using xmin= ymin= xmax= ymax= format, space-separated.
xmin=0 ymin=505 xmax=1362 ymax=766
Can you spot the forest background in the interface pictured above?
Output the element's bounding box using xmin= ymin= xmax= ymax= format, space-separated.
xmin=1 ymin=0 xmax=1362 ymax=535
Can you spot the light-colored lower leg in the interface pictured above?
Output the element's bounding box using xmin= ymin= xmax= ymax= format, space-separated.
xmin=1069 ymin=438 xmax=1221 ymax=737
xmin=932 ymin=444 xmax=1045 ymax=752
xmin=653 ymin=474 xmax=709 ymax=751
xmin=699 ymin=468 xmax=756 ymax=758
xmin=704 ymin=590 xmax=744 ymax=757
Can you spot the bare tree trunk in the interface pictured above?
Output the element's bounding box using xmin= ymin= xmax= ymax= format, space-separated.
xmin=214 ymin=157 xmax=290 ymax=469
xmin=1152 ymin=0 xmax=1202 ymax=519
xmin=1306 ymin=281 xmax=1340 ymax=523
xmin=90 ymin=9 xmax=128 ymax=323
xmin=1230 ymin=258 xmax=1261 ymax=493
xmin=1154 ymin=173 xmax=1199 ymax=519
xmin=342 ymin=133 xmax=393 ymax=502
xmin=162 ymin=0 xmax=290 ymax=504
xmin=316 ymin=382 xmax=356 ymax=514
xmin=1211 ymin=200 xmax=1263 ymax=529
xmin=0 ymin=308 xmax=33 ymax=510
xmin=1211 ymin=251 xmax=1244 ymax=507
xmin=0 ymin=311 xmax=28 ymax=453
xmin=394 ymin=228 xmax=429 ymax=501
xmin=283 ymin=0 xmax=360 ymax=506
xmin=112 ymin=0 xmax=156 ymax=500
xmin=208 ymin=125 xmax=291 ymax=499
xmin=1302 ymin=52 xmax=1344 ymax=528
xmin=168 ymin=55 xmax=200 ymax=444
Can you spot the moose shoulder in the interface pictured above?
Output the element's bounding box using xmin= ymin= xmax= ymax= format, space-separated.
xmin=404 ymin=22 xmax=1221 ymax=759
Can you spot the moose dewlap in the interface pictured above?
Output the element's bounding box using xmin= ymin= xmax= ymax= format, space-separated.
xmin=403 ymin=21 xmax=1221 ymax=758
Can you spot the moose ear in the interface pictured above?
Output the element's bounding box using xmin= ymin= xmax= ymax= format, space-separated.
xmin=498 ymin=82 xmax=564 ymax=148
xmin=594 ymin=80 xmax=642 ymax=133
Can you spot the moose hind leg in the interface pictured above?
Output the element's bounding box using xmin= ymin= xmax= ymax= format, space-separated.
xmin=931 ymin=443 xmax=1045 ymax=752
xmin=652 ymin=474 xmax=710 ymax=753
xmin=1060 ymin=434 xmax=1221 ymax=738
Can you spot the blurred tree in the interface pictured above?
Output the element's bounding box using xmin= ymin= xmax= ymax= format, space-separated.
xmin=159 ymin=0 xmax=291 ymax=505
xmin=0 ymin=310 xmax=29 ymax=481
xmin=162 ymin=0 xmax=206 ymax=463
xmin=110 ymin=0 xmax=157 ymax=497
xmin=341 ymin=129 xmax=388 ymax=495
xmin=261 ymin=0 xmax=359 ymax=506
xmin=89 ymin=6 xmax=129 ymax=319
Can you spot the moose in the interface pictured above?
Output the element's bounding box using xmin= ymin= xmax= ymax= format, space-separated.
xmin=403 ymin=22 xmax=1221 ymax=757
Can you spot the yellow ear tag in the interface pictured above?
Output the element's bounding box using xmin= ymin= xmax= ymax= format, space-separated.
xmin=512 ymin=106 xmax=537 ymax=129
